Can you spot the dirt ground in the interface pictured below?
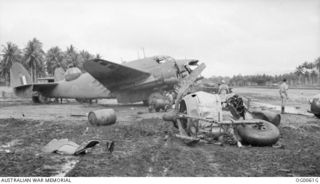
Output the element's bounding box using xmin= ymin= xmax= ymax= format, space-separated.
xmin=0 ymin=88 xmax=320 ymax=177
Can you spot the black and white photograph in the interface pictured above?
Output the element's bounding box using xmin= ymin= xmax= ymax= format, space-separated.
xmin=0 ymin=0 xmax=319 ymax=181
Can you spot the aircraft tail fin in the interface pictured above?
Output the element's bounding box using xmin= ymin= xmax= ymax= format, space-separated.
xmin=10 ymin=62 xmax=32 ymax=87
xmin=54 ymin=67 xmax=65 ymax=82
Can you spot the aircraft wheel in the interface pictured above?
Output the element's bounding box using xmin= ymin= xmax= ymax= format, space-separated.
xmin=32 ymin=96 xmax=40 ymax=103
xmin=32 ymin=92 xmax=48 ymax=104
xmin=38 ymin=94 xmax=49 ymax=104
xmin=236 ymin=121 xmax=280 ymax=146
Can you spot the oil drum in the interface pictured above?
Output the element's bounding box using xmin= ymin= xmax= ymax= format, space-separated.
xmin=88 ymin=109 xmax=117 ymax=126
xmin=311 ymin=97 xmax=320 ymax=117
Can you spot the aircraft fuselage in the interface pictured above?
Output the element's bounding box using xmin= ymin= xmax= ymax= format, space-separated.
xmin=42 ymin=73 xmax=111 ymax=99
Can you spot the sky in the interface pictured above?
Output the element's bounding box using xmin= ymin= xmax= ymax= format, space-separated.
xmin=0 ymin=0 xmax=319 ymax=77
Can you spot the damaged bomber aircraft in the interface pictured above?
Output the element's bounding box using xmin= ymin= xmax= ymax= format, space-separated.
xmin=10 ymin=56 xmax=204 ymax=104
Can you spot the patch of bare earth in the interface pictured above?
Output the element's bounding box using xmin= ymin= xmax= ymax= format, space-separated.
xmin=1 ymin=112 xmax=320 ymax=176
xmin=0 ymin=118 xmax=86 ymax=176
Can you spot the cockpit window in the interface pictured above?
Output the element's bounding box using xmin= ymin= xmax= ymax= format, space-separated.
xmin=153 ymin=56 xmax=175 ymax=64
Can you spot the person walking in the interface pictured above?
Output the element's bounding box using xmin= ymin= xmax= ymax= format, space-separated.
xmin=279 ymin=78 xmax=289 ymax=114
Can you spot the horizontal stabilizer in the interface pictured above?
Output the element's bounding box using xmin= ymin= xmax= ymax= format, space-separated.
xmin=33 ymin=83 xmax=58 ymax=91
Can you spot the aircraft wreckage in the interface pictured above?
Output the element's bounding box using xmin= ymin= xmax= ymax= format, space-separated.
xmin=162 ymin=64 xmax=281 ymax=147
xmin=163 ymin=92 xmax=281 ymax=147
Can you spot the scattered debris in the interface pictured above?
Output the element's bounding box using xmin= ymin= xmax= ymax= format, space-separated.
xmin=42 ymin=139 xmax=100 ymax=155
xmin=165 ymin=92 xmax=281 ymax=147
xmin=74 ymin=140 xmax=100 ymax=155
xmin=272 ymin=143 xmax=285 ymax=149
xmin=105 ymin=141 xmax=115 ymax=153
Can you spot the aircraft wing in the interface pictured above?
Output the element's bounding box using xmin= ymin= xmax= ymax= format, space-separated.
xmin=32 ymin=83 xmax=58 ymax=91
xmin=83 ymin=59 xmax=151 ymax=91
xmin=14 ymin=83 xmax=57 ymax=91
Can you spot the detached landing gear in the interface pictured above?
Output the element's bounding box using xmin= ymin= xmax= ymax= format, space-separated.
xmin=32 ymin=92 xmax=49 ymax=104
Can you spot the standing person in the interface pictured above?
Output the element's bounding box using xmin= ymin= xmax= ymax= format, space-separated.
xmin=279 ymin=78 xmax=289 ymax=114
xmin=218 ymin=80 xmax=230 ymax=94
xmin=218 ymin=80 xmax=230 ymax=102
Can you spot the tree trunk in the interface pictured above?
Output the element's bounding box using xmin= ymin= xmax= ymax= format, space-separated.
xmin=31 ymin=65 xmax=34 ymax=83
xmin=34 ymin=65 xmax=37 ymax=83
xmin=5 ymin=72 xmax=9 ymax=86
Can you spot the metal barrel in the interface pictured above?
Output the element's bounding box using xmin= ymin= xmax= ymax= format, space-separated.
xmin=311 ymin=98 xmax=320 ymax=115
xmin=88 ymin=109 xmax=117 ymax=126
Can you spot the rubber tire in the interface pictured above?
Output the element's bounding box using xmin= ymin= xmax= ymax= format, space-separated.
xmin=236 ymin=121 xmax=280 ymax=146
xmin=32 ymin=96 xmax=40 ymax=103
xmin=38 ymin=94 xmax=49 ymax=104
xmin=32 ymin=93 xmax=48 ymax=104
xmin=251 ymin=110 xmax=281 ymax=127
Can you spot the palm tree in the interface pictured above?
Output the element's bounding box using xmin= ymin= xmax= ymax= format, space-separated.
xmin=65 ymin=45 xmax=79 ymax=67
xmin=46 ymin=46 xmax=65 ymax=75
xmin=301 ymin=61 xmax=315 ymax=85
xmin=24 ymin=38 xmax=45 ymax=82
xmin=0 ymin=42 xmax=22 ymax=85
xmin=302 ymin=61 xmax=314 ymax=69
xmin=310 ymin=70 xmax=317 ymax=84
xmin=78 ymin=50 xmax=94 ymax=71
xmin=304 ymin=70 xmax=310 ymax=85
xmin=295 ymin=65 xmax=304 ymax=85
